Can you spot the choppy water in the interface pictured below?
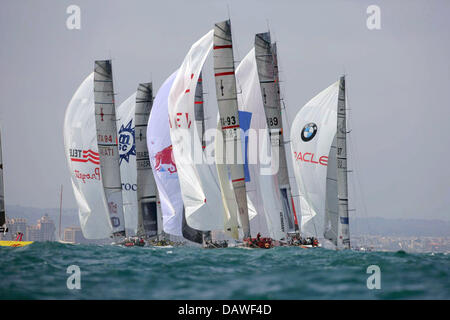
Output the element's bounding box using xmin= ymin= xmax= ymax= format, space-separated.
xmin=1 ymin=242 xmax=448 ymax=299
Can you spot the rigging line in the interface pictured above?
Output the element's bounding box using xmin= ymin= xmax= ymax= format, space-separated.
xmin=346 ymin=81 xmax=372 ymax=245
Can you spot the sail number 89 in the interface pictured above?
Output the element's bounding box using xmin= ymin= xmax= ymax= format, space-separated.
xmin=268 ymin=117 xmax=279 ymax=127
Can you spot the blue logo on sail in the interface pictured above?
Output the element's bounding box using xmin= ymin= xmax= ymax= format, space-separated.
xmin=301 ymin=123 xmax=317 ymax=142
xmin=238 ymin=111 xmax=252 ymax=182
xmin=118 ymin=120 xmax=136 ymax=164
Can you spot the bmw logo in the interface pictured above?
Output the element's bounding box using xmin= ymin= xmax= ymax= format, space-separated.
xmin=301 ymin=123 xmax=317 ymax=142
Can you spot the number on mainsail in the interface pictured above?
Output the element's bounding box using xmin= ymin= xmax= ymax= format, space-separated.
xmin=94 ymin=60 xmax=126 ymax=238
xmin=213 ymin=19 xmax=251 ymax=239
xmin=254 ymin=32 xmax=299 ymax=235
xmin=135 ymin=83 xmax=159 ymax=239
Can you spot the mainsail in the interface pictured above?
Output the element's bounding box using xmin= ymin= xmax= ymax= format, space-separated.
xmin=255 ymin=32 xmax=298 ymax=234
xmin=135 ymin=83 xmax=160 ymax=239
xmin=0 ymin=129 xmax=6 ymax=232
xmin=290 ymin=77 xmax=350 ymax=248
xmin=64 ymin=73 xmax=112 ymax=239
xmin=236 ymin=48 xmax=286 ymax=240
xmin=213 ymin=20 xmax=251 ymax=239
xmin=117 ymin=92 xmax=138 ymax=234
xmin=94 ymin=60 xmax=126 ymax=238
xmin=336 ymin=76 xmax=350 ymax=248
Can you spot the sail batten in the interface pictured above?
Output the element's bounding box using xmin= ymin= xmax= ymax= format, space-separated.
xmin=94 ymin=60 xmax=126 ymax=238
xmin=214 ymin=19 xmax=251 ymax=239
xmin=336 ymin=76 xmax=350 ymax=249
xmin=135 ymin=83 xmax=160 ymax=239
xmin=254 ymin=33 xmax=298 ymax=234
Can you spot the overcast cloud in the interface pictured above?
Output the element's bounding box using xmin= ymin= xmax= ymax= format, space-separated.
xmin=0 ymin=0 xmax=449 ymax=221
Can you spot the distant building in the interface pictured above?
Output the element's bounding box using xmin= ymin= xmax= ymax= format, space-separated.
xmin=63 ymin=226 xmax=87 ymax=244
xmin=24 ymin=214 xmax=56 ymax=241
xmin=37 ymin=214 xmax=56 ymax=241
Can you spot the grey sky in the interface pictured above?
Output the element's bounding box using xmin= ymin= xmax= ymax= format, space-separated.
xmin=0 ymin=0 xmax=449 ymax=221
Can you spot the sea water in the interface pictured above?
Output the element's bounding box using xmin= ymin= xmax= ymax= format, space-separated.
xmin=1 ymin=242 xmax=448 ymax=299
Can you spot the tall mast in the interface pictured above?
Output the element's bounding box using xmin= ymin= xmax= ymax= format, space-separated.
xmin=254 ymin=33 xmax=300 ymax=235
xmin=94 ymin=60 xmax=126 ymax=238
xmin=135 ymin=83 xmax=160 ymax=239
xmin=0 ymin=129 xmax=6 ymax=233
xmin=213 ymin=20 xmax=251 ymax=239
xmin=337 ymin=76 xmax=350 ymax=249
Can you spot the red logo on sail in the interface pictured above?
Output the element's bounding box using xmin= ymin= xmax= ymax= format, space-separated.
xmin=154 ymin=145 xmax=177 ymax=174
xmin=70 ymin=149 xmax=100 ymax=165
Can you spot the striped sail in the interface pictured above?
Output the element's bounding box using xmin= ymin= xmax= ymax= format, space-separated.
xmin=64 ymin=73 xmax=112 ymax=239
xmin=0 ymin=129 xmax=6 ymax=232
xmin=213 ymin=20 xmax=251 ymax=239
xmin=94 ymin=60 xmax=126 ymax=238
xmin=135 ymin=83 xmax=159 ymax=239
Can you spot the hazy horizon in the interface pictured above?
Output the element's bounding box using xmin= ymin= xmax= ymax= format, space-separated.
xmin=1 ymin=0 xmax=449 ymax=222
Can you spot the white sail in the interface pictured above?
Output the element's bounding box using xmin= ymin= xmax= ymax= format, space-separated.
xmin=0 ymin=129 xmax=5 ymax=232
xmin=213 ymin=20 xmax=251 ymax=238
xmin=116 ymin=92 xmax=138 ymax=234
xmin=94 ymin=60 xmax=126 ymax=237
xmin=235 ymin=48 xmax=287 ymax=240
xmin=64 ymin=73 xmax=112 ymax=239
xmin=290 ymin=80 xmax=339 ymax=240
xmin=168 ymin=29 xmax=227 ymax=231
xmin=135 ymin=83 xmax=160 ymax=239
xmin=148 ymin=70 xmax=184 ymax=236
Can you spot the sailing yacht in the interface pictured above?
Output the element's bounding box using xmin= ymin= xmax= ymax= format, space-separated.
xmin=290 ymin=76 xmax=350 ymax=249
xmin=166 ymin=20 xmax=279 ymax=248
xmin=64 ymin=61 xmax=132 ymax=243
xmin=0 ymin=129 xmax=33 ymax=247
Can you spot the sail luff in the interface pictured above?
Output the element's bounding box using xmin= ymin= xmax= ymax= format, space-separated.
xmin=254 ymin=32 xmax=296 ymax=235
xmin=271 ymin=40 xmax=300 ymax=234
xmin=135 ymin=83 xmax=159 ymax=239
xmin=94 ymin=60 xmax=126 ymax=238
xmin=337 ymin=76 xmax=350 ymax=249
xmin=213 ymin=19 xmax=251 ymax=239
xmin=0 ymin=130 xmax=6 ymax=232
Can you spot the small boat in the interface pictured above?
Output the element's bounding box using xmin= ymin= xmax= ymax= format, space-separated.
xmin=0 ymin=240 xmax=33 ymax=247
